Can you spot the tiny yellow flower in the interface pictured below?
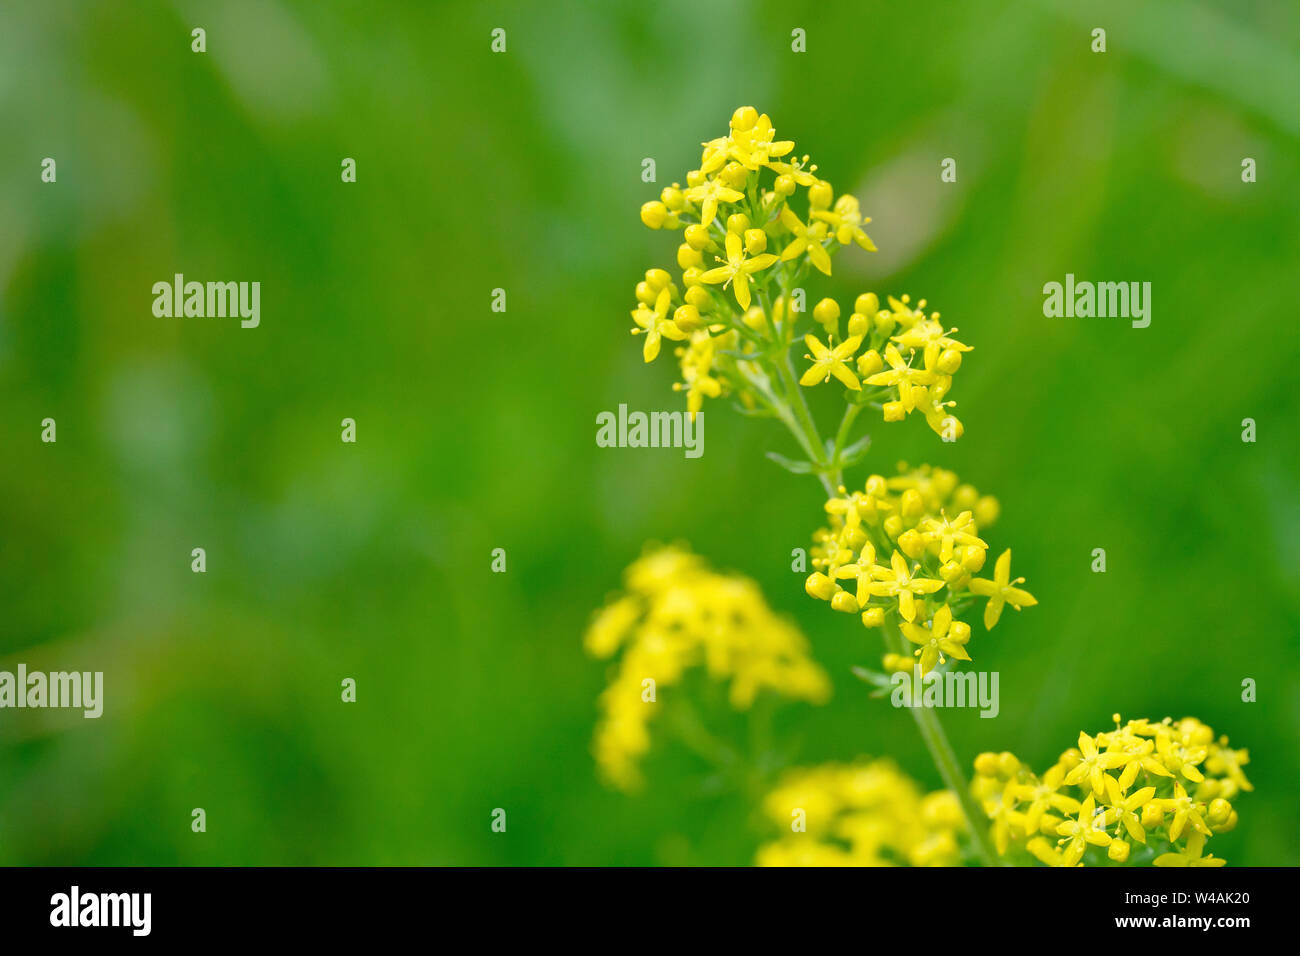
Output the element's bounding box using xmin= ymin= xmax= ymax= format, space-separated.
xmin=900 ymin=604 xmax=971 ymax=675
xmin=1153 ymin=830 xmax=1225 ymax=867
xmin=800 ymin=334 xmax=863 ymax=390
xmin=812 ymin=194 xmax=876 ymax=250
xmin=865 ymin=551 xmax=945 ymax=623
xmin=865 ymin=344 xmax=935 ymax=411
xmin=1056 ymin=794 xmax=1111 ymax=865
xmin=1064 ymin=731 xmax=1129 ymax=798
xmin=630 ymin=287 xmax=686 ymax=362
xmin=684 ymin=177 xmax=744 ymax=227
xmin=968 ymin=549 xmax=1037 ymax=630
xmin=777 ymin=207 xmax=832 ymax=275
xmin=699 ymin=232 xmax=779 ymax=311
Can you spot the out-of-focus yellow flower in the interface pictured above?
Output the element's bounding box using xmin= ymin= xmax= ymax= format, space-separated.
xmin=813 ymin=194 xmax=876 ymax=250
xmin=585 ymin=545 xmax=829 ymax=791
xmin=778 ymin=207 xmax=832 ymax=275
xmin=756 ymin=759 xmax=964 ymax=867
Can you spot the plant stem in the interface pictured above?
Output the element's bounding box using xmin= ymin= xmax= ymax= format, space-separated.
xmin=753 ymin=291 xmax=994 ymax=864
xmin=882 ymin=619 xmax=998 ymax=866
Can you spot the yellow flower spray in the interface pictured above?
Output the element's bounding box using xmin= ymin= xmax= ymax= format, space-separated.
xmin=590 ymin=107 xmax=1250 ymax=865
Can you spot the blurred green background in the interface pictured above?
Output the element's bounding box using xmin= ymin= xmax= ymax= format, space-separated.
xmin=1 ymin=0 xmax=1297 ymax=865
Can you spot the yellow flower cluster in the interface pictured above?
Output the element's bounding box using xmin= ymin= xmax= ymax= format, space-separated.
xmin=804 ymin=465 xmax=1035 ymax=672
xmin=584 ymin=545 xmax=830 ymax=790
xmin=808 ymin=293 xmax=973 ymax=440
xmin=632 ymin=106 xmax=890 ymax=423
xmin=756 ymin=760 xmax=965 ymax=866
xmin=974 ymin=715 xmax=1252 ymax=866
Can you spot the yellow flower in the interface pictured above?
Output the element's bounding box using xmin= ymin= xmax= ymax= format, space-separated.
xmin=865 ymin=344 xmax=935 ymax=411
xmin=812 ymin=194 xmax=876 ymax=250
xmin=968 ymin=549 xmax=1036 ymax=629
xmin=865 ymin=551 xmax=945 ymax=623
xmin=674 ymin=330 xmax=725 ymax=420
xmin=699 ymin=232 xmax=779 ymax=310
xmin=900 ymin=604 xmax=971 ymax=674
xmin=1064 ymin=731 xmax=1129 ymax=798
xmin=767 ymin=154 xmax=819 ymax=187
xmin=777 ymin=206 xmax=832 ymax=275
xmin=1013 ymin=765 xmax=1080 ymax=835
xmin=630 ymin=286 xmax=686 ymax=362
xmin=684 ymin=177 xmax=744 ymax=227
xmin=918 ymin=511 xmax=986 ymax=563
xmin=1153 ymin=831 xmax=1225 ymax=867
xmin=585 ymin=545 xmax=829 ymax=791
xmin=756 ymin=759 xmax=963 ymax=867
xmin=799 ymin=333 xmax=863 ymax=389
xmin=1056 ymin=794 xmax=1111 ymax=865
xmin=1157 ymin=729 xmax=1208 ymax=783
xmin=1106 ymin=785 xmax=1157 ymax=844
xmin=1161 ymin=782 xmax=1212 ymax=842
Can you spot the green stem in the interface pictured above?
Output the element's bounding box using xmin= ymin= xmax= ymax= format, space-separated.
xmin=882 ymin=619 xmax=998 ymax=866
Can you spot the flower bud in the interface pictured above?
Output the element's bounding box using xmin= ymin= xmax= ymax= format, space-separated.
xmin=1108 ymin=840 xmax=1131 ymax=863
xmin=726 ymin=212 xmax=751 ymax=235
xmin=861 ymin=607 xmax=885 ymax=628
xmin=937 ymin=348 xmax=963 ymax=374
xmin=831 ymin=591 xmax=860 ymax=614
xmin=645 ymin=268 xmax=672 ymax=292
xmin=841 ymin=527 xmax=867 ymax=551
xmin=952 ymin=484 xmax=978 ymax=511
xmin=812 ymin=298 xmax=840 ymax=336
xmin=897 ymin=529 xmax=925 ymax=559
xmin=1140 ymin=802 xmax=1164 ymax=829
xmin=854 ymin=348 xmax=882 ymax=377
xmin=805 ymin=572 xmax=836 ymax=601
xmin=1207 ymin=798 xmax=1233 ymax=826
xmin=855 ymin=292 xmax=879 ymax=317
xmin=742 ymin=306 xmax=766 ymax=331
xmin=974 ymin=752 xmax=1001 ymax=777
xmin=685 ymin=285 xmax=711 ymax=309
xmin=809 ymin=180 xmax=833 ymax=209
xmin=677 ymin=244 xmax=704 ymax=270
xmin=721 ymin=162 xmax=749 ymax=190
xmin=901 ymin=489 xmax=924 ymax=518
xmin=940 ymin=560 xmax=965 ymax=583
xmin=660 ymin=185 xmax=685 ymax=211
xmin=640 ymin=201 xmax=668 ymax=229
xmin=883 ymin=400 xmax=906 ymax=422
xmin=975 ymin=495 xmax=1000 ymax=528
xmin=684 ymin=223 xmax=711 ymax=251
xmin=774 ymin=174 xmax=796 ymax=196
xmin=673 ymin=304 xmax=703 ymax=332
xmin=881 ymin=651 xmax=909 ymax=671
xmin=730 ymin=105 xmax=758 ymax=132
xmin=744 ymin=228 xmax=768 ymax=255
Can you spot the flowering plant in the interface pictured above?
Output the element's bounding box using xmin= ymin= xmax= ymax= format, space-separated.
xmin=588 ymin=107 xmax=1249 ymax=866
